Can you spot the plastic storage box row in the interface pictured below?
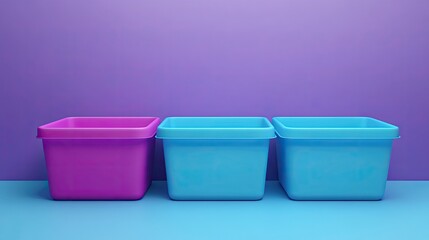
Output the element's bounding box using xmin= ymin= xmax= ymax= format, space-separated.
xmin=37 ymin=116 xmax=399 ymax=201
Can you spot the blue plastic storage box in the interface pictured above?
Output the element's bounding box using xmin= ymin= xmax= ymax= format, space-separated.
xmin=157 ymin=117 xmax=276 ymax=200
xmin=272 ymin=117 xmax=399 ymax=201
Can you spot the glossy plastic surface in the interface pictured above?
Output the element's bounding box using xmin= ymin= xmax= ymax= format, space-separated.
xmin=158 ymin=117 xmax=275 ymax=200
xmin=273 ymin=117 xmax=399 ymax=200
xmin=38 ymin=117 xmax=160 ymax=200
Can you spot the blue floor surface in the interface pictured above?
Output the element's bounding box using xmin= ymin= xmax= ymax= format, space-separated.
xmin=0 ymin=181 xmax=428 ymax=240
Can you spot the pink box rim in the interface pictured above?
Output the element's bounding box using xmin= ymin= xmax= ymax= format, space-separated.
xmin=37 ymin=117 xmax=161 ymax=139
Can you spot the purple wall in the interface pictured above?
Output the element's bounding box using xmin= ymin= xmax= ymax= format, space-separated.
xmin=1 ymin=0 xmax=428 ymax=180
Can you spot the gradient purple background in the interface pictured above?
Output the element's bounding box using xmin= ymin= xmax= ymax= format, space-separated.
xmin=1 ymin=0 xmax=428 ymax=180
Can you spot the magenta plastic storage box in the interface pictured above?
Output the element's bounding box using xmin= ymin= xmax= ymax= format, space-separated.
xmin=37 ymin=117 xmax=160 ymax=200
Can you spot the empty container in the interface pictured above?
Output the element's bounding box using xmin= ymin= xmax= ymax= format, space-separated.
xmin=37 ymin=117 xmax=160 ymax=200
xmin=157 ymin=117 xmax=276 ymax=200
xmin=273 ymin=117 xmax=399 ymax=200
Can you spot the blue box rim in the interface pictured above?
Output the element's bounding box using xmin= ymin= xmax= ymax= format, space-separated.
xmin=156 ymin=117 xmax=276 ymax=140
xmin=272 ymin=117 xmax=399 ymax=140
